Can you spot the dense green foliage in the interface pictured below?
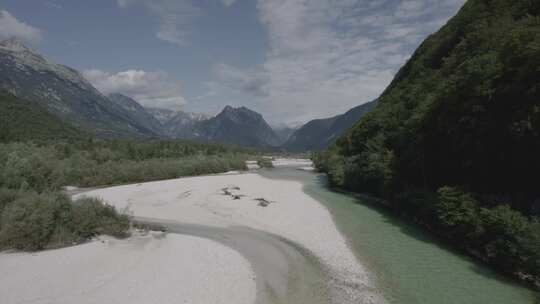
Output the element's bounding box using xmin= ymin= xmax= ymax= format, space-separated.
xmin=0 ymin=91 xmax=82 ymax=143
xmin=257 ymin=157 xmax=274 ymax=168
xmin=0 ymin=140 xmax=249 ymax=191
xmin=0 ymin=139 xmax=251 ymax=251
xmin=315 ymin=0 xmax=540 ymax=286
xmin=0 ymin=191 xmax=129 ymax=250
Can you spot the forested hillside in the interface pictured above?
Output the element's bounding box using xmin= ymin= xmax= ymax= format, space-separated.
xmin=314 ymin=0 xmax=540 ymax=286
xmin=0 ymin=91 xmax=82 ymax=142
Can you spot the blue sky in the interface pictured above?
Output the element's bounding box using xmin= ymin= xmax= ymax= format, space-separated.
xmin=0 ymin=0 xmax=465 ymax=125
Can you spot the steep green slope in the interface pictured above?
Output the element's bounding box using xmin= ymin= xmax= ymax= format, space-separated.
xmin=315 ymin=0 xmax=540 ymax=286
xmin=0 ymin=91 xmax=82 ymax=142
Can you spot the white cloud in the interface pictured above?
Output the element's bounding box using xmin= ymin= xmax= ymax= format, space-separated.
xmin=216 ymin=0 xmax=465 ymax=123
xmin=214 ymin=63 xmax=269 ymax=97
xmin=0 ymin=10 xmax=42 ymax=43
xmin=117 ymin=0 xmax=201 ymax=46
xmin=83 ymin=69 xmax=187 ymax=109
xmin=44 ymin=2 xmax=63 ymax=9
xmin=117 ymin=0 xmax=240 ymax=45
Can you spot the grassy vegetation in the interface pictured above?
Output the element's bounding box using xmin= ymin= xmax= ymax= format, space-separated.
xmin=0 ymin=139 xmax=252 ymax=251
xmin=314 ymin=0 xmax=540 ymax=287
xmin=257 ymin=157 xmax=274 ymax=168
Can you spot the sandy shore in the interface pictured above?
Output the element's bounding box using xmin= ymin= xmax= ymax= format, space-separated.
xmin=73 ymin=166 xmax=383 ymax=303
xmin=272 ymin=158 xmax=314 ymax=169
xmin=246 ymin=160 xmax=261 ymax=170
xmin=0 ymin=231 xmax=256 ymax=304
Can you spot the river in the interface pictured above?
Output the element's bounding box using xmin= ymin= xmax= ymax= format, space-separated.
xmin=259 ymin=167 xmax=538 ymax=304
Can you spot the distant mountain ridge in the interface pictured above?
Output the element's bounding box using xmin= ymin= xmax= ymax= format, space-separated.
xmin=159 ymin=109 xmax=211 ymax=139
xmin=0 ymin=38 xmax=325 ymax=148
xmin=190 ymin=106 xmax=280 ymax=147
xmin=144 ymin=105 xmax=281 ymax=147
xmin=0 ymin=38 xmax=159 ymax=138
xmin=108 ymin=93 xmax=164 ymax=136
xmin=145 ymin=108 xmax=181 ymax=125
xmin=284 ymin=100 xmax=377 ymax=152
xmin=272 ymin=124 xmax=298 ymax=145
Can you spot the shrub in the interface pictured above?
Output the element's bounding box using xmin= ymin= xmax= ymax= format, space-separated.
xmin=433 ymin=188 xmax=540 ymax=279
xmin=0 ymin=192 xmax=67 ymax=250
xmin=0 ymin=188 xmax=18 ymax=218
xmin=0 ymin=192 xmax=129 ymax=251
xmin=436 ymin=186 xmax=483 ymax=240
xmin=257 ymin=157 xmax=274 ymax=168
xmin=480 ymin=205 xmax=538 ymax=273
xmin=71 ymin=197 xmax=130 ymax=239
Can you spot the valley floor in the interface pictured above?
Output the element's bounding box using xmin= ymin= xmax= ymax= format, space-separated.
xmin=0 ymin=160 xmax=384 ymax=304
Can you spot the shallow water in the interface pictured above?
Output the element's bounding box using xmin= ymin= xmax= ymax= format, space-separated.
xmin=135 ymin=218 xmax=331 ymax=304
xmin=260 ymin=168 xmax=539 ymax=304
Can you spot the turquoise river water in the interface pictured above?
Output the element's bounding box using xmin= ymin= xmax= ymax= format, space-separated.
xmin=260 ymin=168 xmax=538 ymax=304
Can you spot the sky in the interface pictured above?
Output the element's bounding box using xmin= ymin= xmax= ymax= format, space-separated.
xmin=0 ymin=0 xmax=466 ymax=125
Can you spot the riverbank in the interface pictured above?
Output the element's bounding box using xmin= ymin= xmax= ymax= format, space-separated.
xmin=259 ymin=167 xmax=539 ymax=304
xmin=2 ymin=161 xmax=535 ymax=303
xmin=0 ymin=231 xmax=256 ymax=304
xmin=72 ymin=167 xmax=384 ymax=303
xmin=334 ymin=187 xmax=540 ymax=290
xmin=135 ymin=219 xmax=332 ymax=303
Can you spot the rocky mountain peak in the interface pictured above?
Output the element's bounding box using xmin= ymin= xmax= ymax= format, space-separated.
xmin=222 ymin=105 xmax=235 ymax=112
xmin=217 ymin=105 xmax=263 ymax=124
xmin=0 ymin=38 xmax=94 ymax=91
xmin=0 ymin=38 xmax=48 ymax=65
xmin=0 ymin=38 xmax=34 ymax=53
xmin=0 ymin=40 xmax=159 ymax=138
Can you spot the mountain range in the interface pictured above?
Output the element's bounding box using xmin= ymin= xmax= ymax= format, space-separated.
xmin=0 ymin=38 xmax=158 ymax=138
xmin=192 ymin=106 xmax=281 ymax=147
xmin=0 ymin=38 xmax=377 ymax=150
xmin=284 ymin=100 xmax=377 ymax=152
xmin=156 ymin=109 xmax=211 ymax=139
xmin=0 ymin=38 xmax=281 ymax=146
xmin=108 ymin=93 xmax=164 ymax=136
